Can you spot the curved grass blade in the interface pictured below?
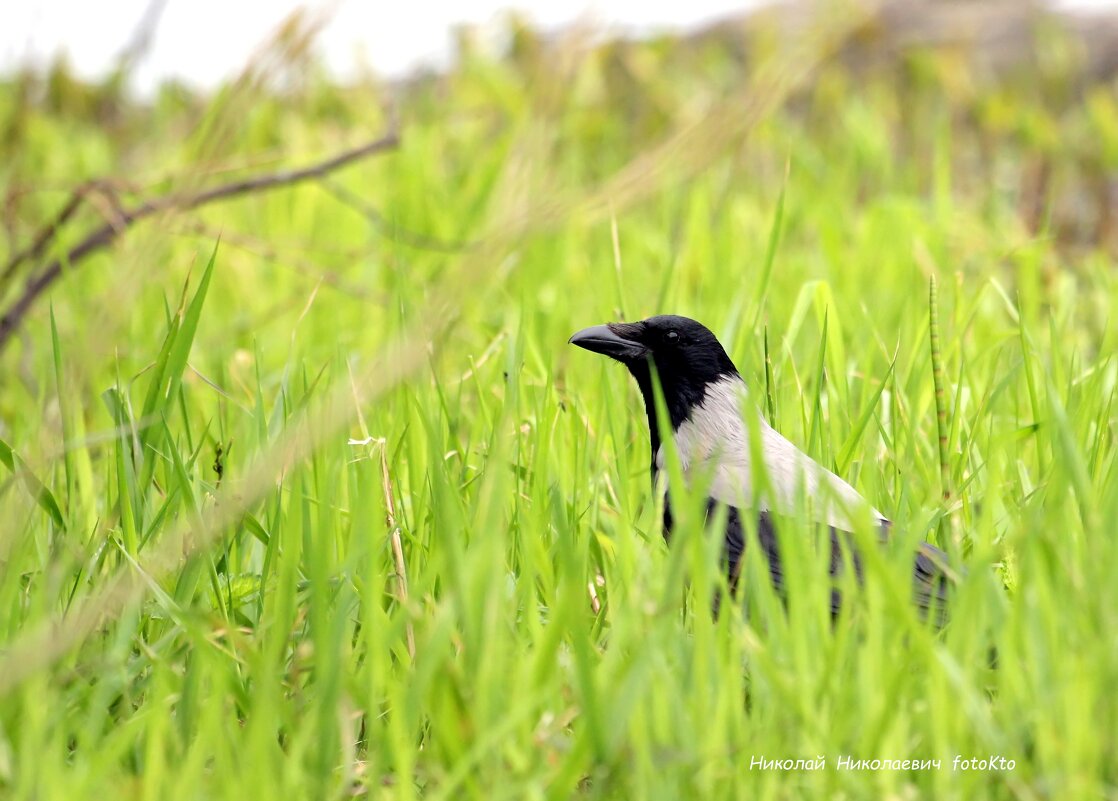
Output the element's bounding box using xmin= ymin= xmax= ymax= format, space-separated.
xmin=0 ymin=437 xmax=66 ymax=530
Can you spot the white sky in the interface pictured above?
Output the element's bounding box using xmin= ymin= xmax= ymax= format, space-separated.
xmin=2 ymin=0 xmax=1116 ymax=93
xmin=1 ymin=0 xmax=761 ymax=93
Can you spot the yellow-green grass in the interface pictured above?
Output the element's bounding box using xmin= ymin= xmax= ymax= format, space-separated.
xmin=1 ymin=15 xmax=1117 ymax=800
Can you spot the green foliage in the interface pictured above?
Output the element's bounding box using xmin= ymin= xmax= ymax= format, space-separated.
xmin=1 ymin=14 xmax=1117 ymax=800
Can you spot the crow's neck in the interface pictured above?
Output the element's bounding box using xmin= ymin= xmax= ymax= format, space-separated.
xmin=628 ymin=363 xmax=734 ymax=478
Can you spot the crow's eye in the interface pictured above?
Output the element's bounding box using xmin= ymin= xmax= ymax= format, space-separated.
xmin=665 ymin=330 xmax=680 ymax=344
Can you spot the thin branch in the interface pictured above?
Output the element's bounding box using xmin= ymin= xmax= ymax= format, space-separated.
xmin=171 ymin=218 xmax=386 ymax=304
xmin=0 ymin=125 xmax=399 ymax=352
xmin=115 ymin=0 xmax=170 ymax=73
xmin=0 ymin=181 xmax=101 ymax=292
xmin=320 ymin=178 xmax=476 ymax=254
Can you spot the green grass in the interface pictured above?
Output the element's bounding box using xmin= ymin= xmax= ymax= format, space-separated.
xmin=1 ymin=11 xmax=1118 ymax=799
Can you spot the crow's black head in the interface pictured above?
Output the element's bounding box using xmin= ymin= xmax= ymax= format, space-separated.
xmin=569 ymin=315 xmax=739 ymax=443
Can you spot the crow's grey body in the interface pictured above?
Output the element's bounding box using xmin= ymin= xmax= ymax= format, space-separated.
xmin=657 ymin=375 xmax=883 ymax=530
xmin=570 ymin=314 xmax=950 ymax=620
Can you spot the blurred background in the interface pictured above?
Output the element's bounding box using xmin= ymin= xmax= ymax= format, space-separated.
xmin=4 ymin=0 xmax=765 ymax=91
xmin=5 ymin=1 xmax=1118 ymax=91
xmin=3 ymin=1 xmax=1118 ymax=798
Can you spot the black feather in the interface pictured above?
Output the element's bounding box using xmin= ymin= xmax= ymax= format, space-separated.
xmin=570 ymin=314 xmax=954 ymax=623
xmin=666 ymin=497 xmax=950 ymax=624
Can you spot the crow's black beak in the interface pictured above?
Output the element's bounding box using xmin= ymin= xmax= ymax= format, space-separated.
xmin=568 ymin=324 xmax=648 ymax=362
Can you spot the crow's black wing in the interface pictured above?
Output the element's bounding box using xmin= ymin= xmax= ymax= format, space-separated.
xmin=721 ymin=506 xmax=859 ymax=617
xmin=721 ymin=506 xmax=783 ymax=597
xmin=712 ymin=504 xmax=951 ymax=623
xmin=912 ymin=541 xmax=951 ymax=626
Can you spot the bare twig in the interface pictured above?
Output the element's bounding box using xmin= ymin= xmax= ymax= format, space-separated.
xmin=0 ymin=182 xmax=102 ymax=292
xmin=320 ymin=178 xmax=476 ymax=254
xmin=116 ymin=0 xmax=170 ymax=73
xmin=171 ymin=218 xmax=386 ymax=304
xmin=0 ymin=125 xmax=399 ymax=352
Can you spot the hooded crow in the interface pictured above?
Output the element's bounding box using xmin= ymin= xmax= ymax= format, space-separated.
xmin=569 ymin=314 xmax=949 ymax=620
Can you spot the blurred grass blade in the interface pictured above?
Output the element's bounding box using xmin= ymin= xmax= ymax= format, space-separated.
xmin=0 ymin=438 xmax=67 ymax=530
xmin=138 ymin=242 xmax=219 ymax=491
xmin=836 ymin=356 xmax=896 ymax=475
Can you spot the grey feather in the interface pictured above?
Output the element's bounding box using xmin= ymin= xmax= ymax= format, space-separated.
xmin=656 ymin=375 xmax=884 ymax=530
